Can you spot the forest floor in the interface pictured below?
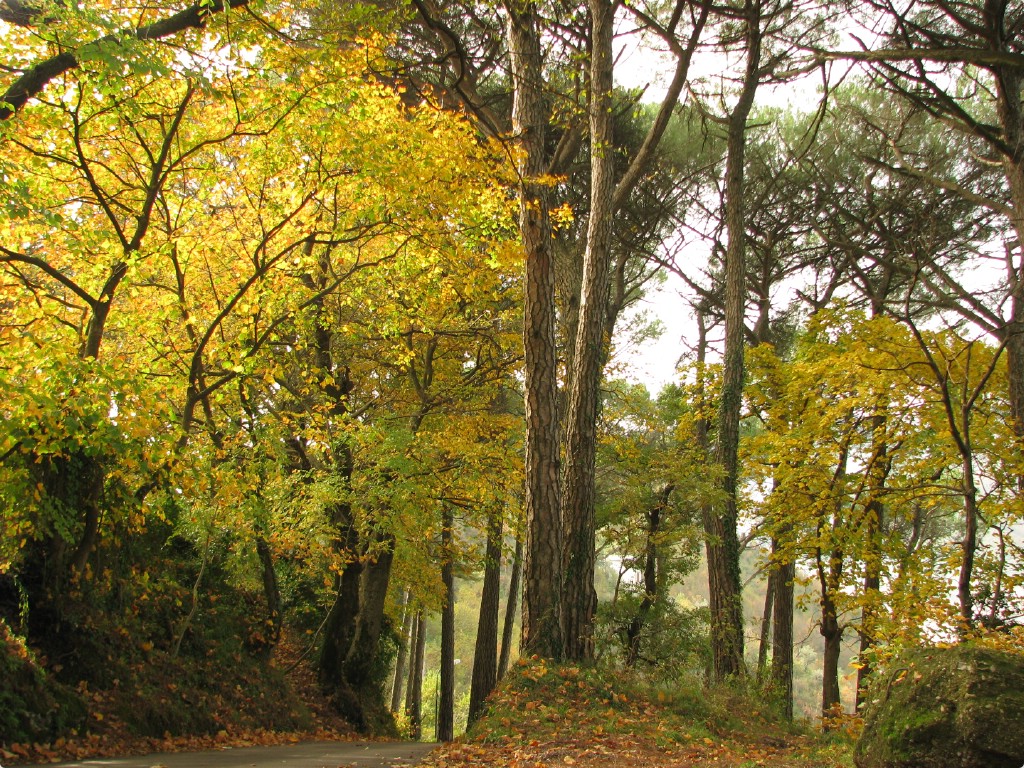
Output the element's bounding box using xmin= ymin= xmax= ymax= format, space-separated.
xmin=3 ymin=640 xmax=855 ymax=768
xmin=422 ymin=659 xmax=856 ymax=768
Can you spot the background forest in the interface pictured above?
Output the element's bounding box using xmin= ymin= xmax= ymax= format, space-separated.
xmin=1 ymin=0 xmax=1023 ymax=755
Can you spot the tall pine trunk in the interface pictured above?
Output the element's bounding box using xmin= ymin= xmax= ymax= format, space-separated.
xmin=561 ymin=0 xmax=616 ymax=662
xmin=506 ymin=0 xmax=564 ymax=659
xmin=705 ymin=0 xmax=762 ymax=681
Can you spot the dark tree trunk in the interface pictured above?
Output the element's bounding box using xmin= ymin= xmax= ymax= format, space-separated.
xmin=498 ymin=536 xmax=523 ymax=679
xmin=624 ymin=486 xmax=669 ymax=666
xmin=319 ymin=522 xmax=398 ymax=732
xmin=255 ymin=536 xmax=282 ymax=655
xmin=344 ymin=540 xmax=395 ymax=688
xmin=405 ymin=610 xmax=426 ymax=740
xmin=25 ymin=449 xmax=105 ymax=607
xmin=820 ymin=600 xmax=843 ymax=716
xmin=857 ymin=407 xmax=888 ymax=711
xmin=771 ymin=532 xmax=795 ymax=720
xmin=506 ymin=0 xmax=564 ymax=659
xmin=319 ymin=554 xmax=362 ymax=690
xmin=469 ymin=507 xmax=503 ymax=724
xmin=438 ymin=508 xmax=456 ymax=742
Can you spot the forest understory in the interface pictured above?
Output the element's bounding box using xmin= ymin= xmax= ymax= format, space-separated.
xmin=2 ymin=635 xmax=854 ymax=768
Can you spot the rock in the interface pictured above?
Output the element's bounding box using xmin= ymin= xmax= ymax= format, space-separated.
xmin=855 ymin=645 xmax=1024 ymax=768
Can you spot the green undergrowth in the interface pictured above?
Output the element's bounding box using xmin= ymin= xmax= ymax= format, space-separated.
xmin=0 ymin=564 xmax=315 ymax=747
xmin=0 ymin=620 xmax=87 ymax=744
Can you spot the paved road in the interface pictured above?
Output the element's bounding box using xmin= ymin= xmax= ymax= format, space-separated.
xmin=46 ymin=742 xmax=437 ymax=768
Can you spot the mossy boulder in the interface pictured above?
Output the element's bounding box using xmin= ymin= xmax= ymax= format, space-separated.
xmin=855 ymin=645 xmax=1024 ymax=768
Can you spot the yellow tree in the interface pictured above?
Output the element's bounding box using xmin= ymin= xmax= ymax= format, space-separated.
xmin=746 ymin=308 xmax=1024 ymax=714
xmin=2 ymin=8 xmax=522 ymax=733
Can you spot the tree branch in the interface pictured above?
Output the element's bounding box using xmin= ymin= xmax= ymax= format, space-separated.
xmin=1 ymin=0 xmax=248 ymax=120
xmin=0 ymin=246 xmax=97 ymax=306
xmin=819 ymin=46 xmax=1024 ymax=72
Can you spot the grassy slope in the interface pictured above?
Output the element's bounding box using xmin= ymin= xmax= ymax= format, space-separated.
xmin=421 ymin=659 xmax=856 ymax=768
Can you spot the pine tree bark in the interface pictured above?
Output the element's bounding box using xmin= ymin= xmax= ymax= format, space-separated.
xmin=505 ymin=0 xmax=564 ymax=660
xmin=705 ymin=0 xmax=762 ymax=682
xmin=469 ymin=506 xmax=503 ymax=724
xmin=561 ymin=0 xmax=616 ymax=662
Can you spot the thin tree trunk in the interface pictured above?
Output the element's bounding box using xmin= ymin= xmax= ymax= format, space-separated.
xmin=817 ymin=443 xmax=848 ymax=718
xmin=391 ymin=590 xmax=413 ymax=713
xmin=624 ymin=485 xmax=670 ymax=666
xmin=756 ymin=570 xmax=775 ymax=683
xmin=506 ymin=0 xmax=563 ymax=659
xmin=438 ymin=507 xmax=456 ymax=742
xmin=498 ymin=536 xmax=523 ymax=679
xmin=958 ymin=446 xmax=979 ymax=629
xmin=405 ymin=610 xmax=426 ymax=740
xmin=255 ymin=536 xmax=282 ymax=655
xmin=469 ymin=506 xmax=503 ymax=724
